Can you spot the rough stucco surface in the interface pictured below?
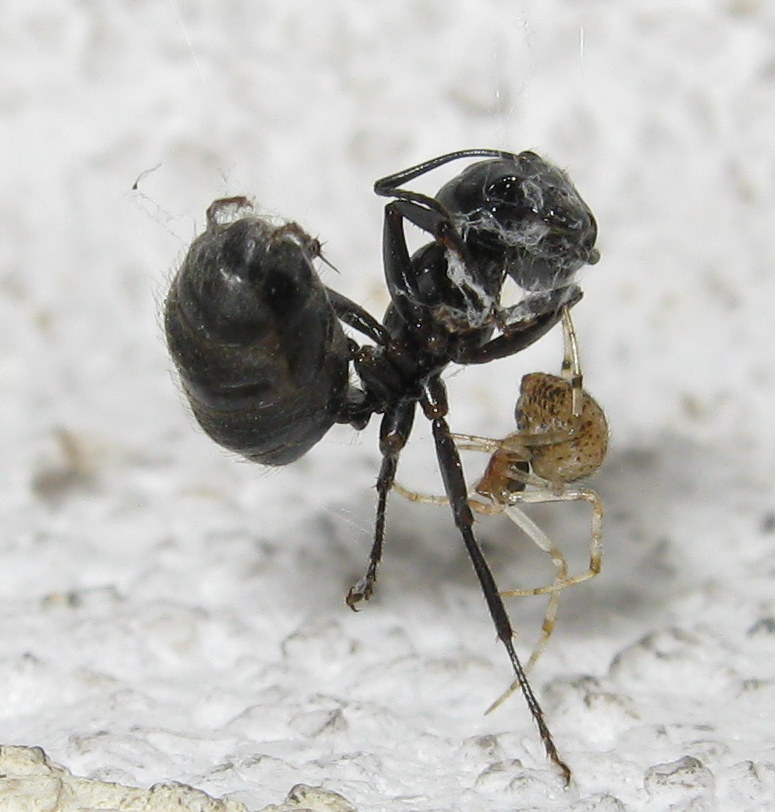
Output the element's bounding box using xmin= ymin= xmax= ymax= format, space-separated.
xmin=2 ymin=1 xmax=775 ymax=810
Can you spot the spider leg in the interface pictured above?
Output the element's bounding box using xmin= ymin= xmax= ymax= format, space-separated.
xmin=391 ymin=481 xmax=449 ymax=507
xmin=498 ymin=504 xmax=569 ymax=666
xmin=487 ymin=487 xmax=602 ymax=715
xmin=486 ymin=588 xmax=562 ymax=716
xmin=346 ymin=398 xmax=416 ymax=609
xmin=394 ymin=436 xmax=588 ymax=719
xmin=422 ymin=377 xmax=571 ymax=785
xmin=449 ymin=432 xmax=504 ymax=453
xmin=486 ymin=591 xmax=564 ymax=717
xmin=501 ymin=486 xmax=604 ymax=594
xmin=392 ymin=481 xmax=505 ymax=517
xmin=395 ymin=477 xmax=569 ymax=676
xmin=405 ymin=431 xmax=567 ymax=670
xmin=560 ymin=305 xmax=583 ymax=419
xmin=500 ymin=504 xmax=571 ymax=593
xmin=481 ymin=503 xmax=569 ymax=715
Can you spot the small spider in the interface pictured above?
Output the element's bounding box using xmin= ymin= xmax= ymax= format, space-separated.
xmin=394 ymin=305 xmax=608 ymax=711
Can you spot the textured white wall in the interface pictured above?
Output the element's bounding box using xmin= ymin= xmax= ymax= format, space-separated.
xmin=3 ymin=1 xmax=775 ymax=810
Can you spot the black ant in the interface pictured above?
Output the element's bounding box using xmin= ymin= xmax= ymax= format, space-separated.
xmin=394 ymin=305 xmax=608 ymax=713
xmin=164 ymin=150 xmax=600 ymax=783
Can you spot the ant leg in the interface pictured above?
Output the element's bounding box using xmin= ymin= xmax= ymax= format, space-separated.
xmin=456 ymin=286 xmax=581 ymax=365
xmin=346 ymin=399 xmax=416 ymax=609
xmin=381 ymin=201 xmax=470 ymax=332
xmin=488 ymin=489 xmax=602 ymax=715
xmin=325 ymin=287 xmax=390 ymax=346
xmin=380 ymin=203 xmax=426 ymax=331
xmin=486 ymin=590 xmax=562 ymax=716
xmin=423 ymin=385 xmax=570 ymax=784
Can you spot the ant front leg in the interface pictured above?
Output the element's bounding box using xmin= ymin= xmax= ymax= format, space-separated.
xmin=421 ymin=376 xmax=572 ymax=785
xmin=346 ymin=398 xmax=416 ymax=609
xmin=381 ymin=198 xmax=475 ymax=334
xmin=457 ymin=287 xmax=582 ymax=366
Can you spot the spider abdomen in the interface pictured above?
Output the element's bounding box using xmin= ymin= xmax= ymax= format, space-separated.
xmin=517 ymin=372 xmax=608 ymax=482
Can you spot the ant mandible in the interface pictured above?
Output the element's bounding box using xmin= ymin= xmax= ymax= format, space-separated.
xmin=393 ymin=305 xmax=608 ymax=713
xmin=164 ymin=149 xmax=600 ymax=784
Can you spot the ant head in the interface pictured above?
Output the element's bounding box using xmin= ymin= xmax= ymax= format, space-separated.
xmin=436 ymin=152 xmax=599 ymax=293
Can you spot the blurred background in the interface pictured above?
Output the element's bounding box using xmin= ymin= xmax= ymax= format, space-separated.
xmin=2 ymin=1 xmax=774 ymax=809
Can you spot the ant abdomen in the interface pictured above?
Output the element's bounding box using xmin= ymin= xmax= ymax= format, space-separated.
xmin=164 ymin=198 xmax=351 ymax=466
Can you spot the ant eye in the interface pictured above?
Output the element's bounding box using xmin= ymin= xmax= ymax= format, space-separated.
xmin=483 ymin=173 xmax=528 ymax=214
